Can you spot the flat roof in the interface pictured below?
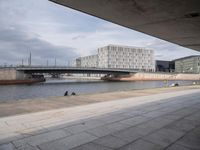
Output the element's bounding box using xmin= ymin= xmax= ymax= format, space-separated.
xmin=173 ymin=55 xmax=200 ymax=61
xmin=99 ymin=44 xmax=153 ymax=51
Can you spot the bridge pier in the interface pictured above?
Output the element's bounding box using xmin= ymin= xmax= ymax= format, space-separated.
xmin=51 ymin=73 xmax=60 ymax=78
xmin=0 ymin=68 xmax=31 ymax=80
xmin=0 ymin=68 xmax=45 ymax=84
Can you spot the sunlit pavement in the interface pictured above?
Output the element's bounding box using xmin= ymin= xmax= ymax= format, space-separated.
xmin=0 ymin=88 xmax=200 ymax=150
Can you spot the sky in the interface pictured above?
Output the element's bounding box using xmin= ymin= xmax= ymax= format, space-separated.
xmin=0 ymin=0 xmax=200 ymax=66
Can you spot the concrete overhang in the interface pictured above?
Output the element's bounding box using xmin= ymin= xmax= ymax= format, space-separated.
xmin=50 ymin=0 xmax=200 ymax=51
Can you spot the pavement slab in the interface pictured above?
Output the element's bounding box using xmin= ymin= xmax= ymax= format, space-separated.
xmin=13 ymin=129 xmax=71 ymax=148
xmin=71 ymin=142 xmax=112 ymax=150
xmin=118 ymin=139 xmax=163 ymax=150
xmin=166 ymin=144 xmax=191 ymax=150
xmin=0 ymin=143 xmax=16 ymax=150
xmin=38 ymin=132 xmax=97 ymax=150
xmin=111 ymin=126 xmax=143 ymax=143
xmin=143 ymin=128 xmax=185 ymax=147
xmin=92 ymin=135 xmax=128 ymax=149
xmin=176 ymin=127 xmax=200 ymax=150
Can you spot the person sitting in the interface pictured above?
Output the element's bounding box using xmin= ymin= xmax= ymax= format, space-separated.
xmin=71 ymin=92 xmax=76 ymax=95
xmin=174 ymin=83 xmax=179 ymax=86
xmin=64 ymin=91 xmax=68 ymax=96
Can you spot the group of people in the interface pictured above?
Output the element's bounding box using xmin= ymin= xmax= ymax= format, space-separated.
xmin=64 ymin=91 xmax=76 ymax=96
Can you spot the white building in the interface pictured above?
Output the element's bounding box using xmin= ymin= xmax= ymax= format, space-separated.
xmin=98 ymin=45 xmax=155 ymax=71
xmin=75 ymin=55 xmax=98 ymax=68
xmin=74 ymin=44 xmax=155 ymax=71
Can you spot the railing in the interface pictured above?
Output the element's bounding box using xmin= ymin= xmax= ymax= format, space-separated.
xmin=1 ymin=66 xmax=186 ymax=73
xmin=14 ymin=66 xmax=139 ymax=72
xmin=0 ymin=66 xmax=165 ymax=73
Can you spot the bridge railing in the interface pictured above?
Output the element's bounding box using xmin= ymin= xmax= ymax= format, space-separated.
xmin=15 ymin=66 xmax=140 ymax=72
xmin=0 ymin=65 xmax=143 ymax=73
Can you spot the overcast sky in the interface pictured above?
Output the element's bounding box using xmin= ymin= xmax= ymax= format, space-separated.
xmin=0 ymin=0 xmax=200 ymax=66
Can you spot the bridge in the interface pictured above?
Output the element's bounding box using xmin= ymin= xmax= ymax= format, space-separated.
xmin=16 ymin=66 xmax=138 ymax=75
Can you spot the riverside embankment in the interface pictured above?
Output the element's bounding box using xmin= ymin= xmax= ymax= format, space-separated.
xmin=0 ymin=85 xmax=200 ymax=118
xmin=0 ymin=79 xmax=197 ymax=101
xmin=1 ymin=68 xmax=200 ymax=84
xmin=0 ymin=68 xmax=26 ymax=80
xmin=103 ymin=72 xmax=200 ymax=81
xmin=0 ymin=68 xmax=45 ymax=85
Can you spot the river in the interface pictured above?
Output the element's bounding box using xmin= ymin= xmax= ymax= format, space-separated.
xmin=0 ymin=78 xmax=198 ymax=102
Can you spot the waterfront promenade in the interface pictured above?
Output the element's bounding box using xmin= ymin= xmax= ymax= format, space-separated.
xmin=0 ymin=86 xmax=200 ymax=149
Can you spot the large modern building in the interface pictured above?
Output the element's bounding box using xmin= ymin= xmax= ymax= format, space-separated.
xmin=74 ymin=45 xmax=155 ymax=71
xmin=98 ymin=45 xmax=155 ymax=71
xmin=174 ymin=55 xmax=200 ymax=73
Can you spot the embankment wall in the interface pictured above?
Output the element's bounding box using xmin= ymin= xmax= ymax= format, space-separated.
xmin=106 ymin=72 xmax=200 ymax=81
xmin=0 ymin=68 xmax=28 ymax=80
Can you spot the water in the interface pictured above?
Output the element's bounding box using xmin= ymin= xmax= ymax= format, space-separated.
xmin=0 ymin=78 xmax=197 ymax=102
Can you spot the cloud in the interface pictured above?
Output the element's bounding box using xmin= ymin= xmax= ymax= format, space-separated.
xmin=0 ymin=0 xmax=80 ymax=66
xmin=146 ymin=39 xmax=200 ymax=60
xmin=0 ymin=26 xmax=78 ymax=66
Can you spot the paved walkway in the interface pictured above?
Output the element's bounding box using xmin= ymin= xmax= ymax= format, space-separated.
xmin=0 ymin=88 xmax=200 ymax=150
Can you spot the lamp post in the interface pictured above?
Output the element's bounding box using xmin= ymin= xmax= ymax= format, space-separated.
xmin=54 ymin=58 xmax=57 ymax=67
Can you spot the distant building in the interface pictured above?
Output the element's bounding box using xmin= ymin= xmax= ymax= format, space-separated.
xmin=76 ymin=58 xmax=81 ymax=67
xmin=73 ymin=44 xmax=155 ymax=72
xmin=156 ymin=60 xmax=175 ymax=72
xmin=98 ymin=45 xmax=155 ymax=71
xmin=75 ymin=55 xmax=98 ymax=68
xmin=174 ymin=55 xmax=200 ymax=73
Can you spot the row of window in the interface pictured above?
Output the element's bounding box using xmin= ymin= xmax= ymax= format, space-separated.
xmin=107 ymin=47 xmax=153 ymax=53
xmin=107 ymin=65 xmax=155 ymax=69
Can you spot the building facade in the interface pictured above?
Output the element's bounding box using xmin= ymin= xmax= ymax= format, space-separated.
xmin=156 ymin=60 xmax=175 ymax=72
xmin=73 ymin=45 xmax=155 ymax=71
xmin=75 ymin=58 xmax=81 ymax=67
xmin=175 ymin=55 xmax=200 ymax=73
xmin=75 ymin=55 xmax=98 ymax=68
xmin=98 ymin=45 xmax=155 ymax=71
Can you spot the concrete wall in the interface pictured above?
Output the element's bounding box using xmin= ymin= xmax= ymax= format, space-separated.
xmin=16 ymin=70 xmax=30 ymax=80
xmin=0 ymin=68 xmax=29 ymax=80
xmin=0 ymin=68 xmax=17 ymax=80
xmin=107 ymin=72 xmax=200 ymax=81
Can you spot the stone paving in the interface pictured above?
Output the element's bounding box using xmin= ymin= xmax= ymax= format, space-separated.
xmin=0 ymin=88 xmax=200 ymax=150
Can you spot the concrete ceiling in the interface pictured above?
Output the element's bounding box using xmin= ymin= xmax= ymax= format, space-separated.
xmin=50 ymin=0 xmax=200 ymax=51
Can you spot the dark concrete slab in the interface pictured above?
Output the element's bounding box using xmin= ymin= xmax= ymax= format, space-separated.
xmin=51 ymin=0 xmax=200 ymax=51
